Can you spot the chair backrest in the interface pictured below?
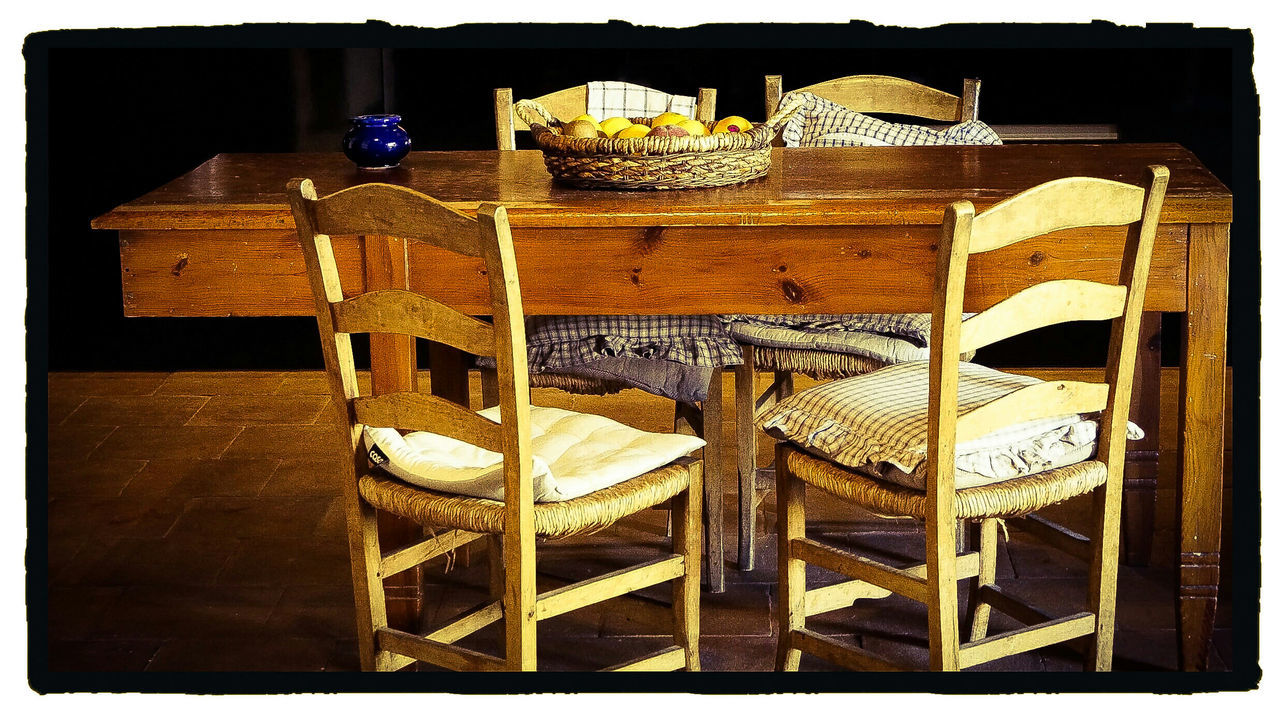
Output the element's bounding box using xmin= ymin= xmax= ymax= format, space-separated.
xmin=494 ymin=84 xmax=718 ymax=150
xmin=926 ymin=165 xmax=1170 ymax=503
xmin=285 ymin=179 xmax=536 ymax=511
xmin=766 ymin=74 xmax=980 ymax=122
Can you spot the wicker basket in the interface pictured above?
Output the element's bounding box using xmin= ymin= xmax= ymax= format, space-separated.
xmin=514 ymin=95 xmax=803 ymax=190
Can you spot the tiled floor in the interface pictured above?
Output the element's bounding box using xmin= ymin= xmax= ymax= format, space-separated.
xmin=39 ymin=370 xmax=1234 ymax=676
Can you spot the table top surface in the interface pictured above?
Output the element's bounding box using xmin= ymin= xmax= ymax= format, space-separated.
xmin=92 ymin=144 xmax=1232 ymax=231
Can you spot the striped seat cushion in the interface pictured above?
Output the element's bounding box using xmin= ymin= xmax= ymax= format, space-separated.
xmin=756 ymin=361 xmax=1142 ymax=490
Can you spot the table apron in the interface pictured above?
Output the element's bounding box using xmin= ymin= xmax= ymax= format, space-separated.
xmin=117 ymin=223 xmax=1191 ymax=317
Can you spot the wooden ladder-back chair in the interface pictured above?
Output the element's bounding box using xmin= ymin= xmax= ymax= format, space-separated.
xmin=774 ymin=165 xmax=1169 ymax=671
xmin=494 ymin=84 xmax=718 ymax=150
xmin=287 ymin=179 xmax=703 ymax=672
xmin=493 ymin=83 xmax=730 ymax=594
xmin=735 ymin=74 xmax=982 ymax=575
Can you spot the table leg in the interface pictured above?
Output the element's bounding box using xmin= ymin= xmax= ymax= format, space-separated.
xmin=363 ymin=235 xmax=423 ymax=634
xmin=1176 ymin=223 xmax=1228 ymax=671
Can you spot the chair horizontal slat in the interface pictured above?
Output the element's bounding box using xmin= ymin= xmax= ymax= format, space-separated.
xmin=958 ymin=612 xmax=1096 ymax=669
xmin=792 ymin=538 xmax=930 ymax=604
xmin=805 ymin=552 xmax=981 ymax=616
xmin=332 ymin=289 xmax=495 ymax=356
xmin=535 ymin=555 xmax=684 ymax=621
xmin=1004 ymin=514 xmax=1093 ymax=562
xmin=376 ymin=627 xmax=506 ymax=672
xmin=602 ymin=646 xmax=687 ymax=672
xmin=353 ymin=392 xmax=503 ymax=452
xmin=380 ymin=529 xmax=486 ymax=577
xmin=425 ymin=601 xmax=505 ymax=645
xmin=312 ymin=183 xmax=482 ymax=257
xmin=970 ymin=177 xmax=1145 ymax=253
xmin=958 ymin=279 xmax=1127 ymax=354
xmin=792 ymin=628 xmax=906 ymax=671
xmin=955 ymin=380 xmax=1110 ymax=444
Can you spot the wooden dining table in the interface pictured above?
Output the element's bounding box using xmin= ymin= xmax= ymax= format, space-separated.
xmin=90 ymin=144 xmax=1232 ymax=671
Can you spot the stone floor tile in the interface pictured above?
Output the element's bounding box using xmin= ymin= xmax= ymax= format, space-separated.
xmin=48 ymin=424 xmax=116 ymax=462
xmin=123 ymin=458 xmax=280 ymax=497
xmin=47 ymin=495 xmax=186 ymax=542
xmin=48 ymin=394 xmax=88 ymax=426
xmin=156 ymin=371 xmax=286 ymax=396
xmin=186 ymin=394 xmax=330 ymax=426
xmin=146 ymin=636 xmax=336 ymax=672
xmin=45 ymin=639 xmax=163 ymax=672
xmin=266 ymin=584 xmax=359 ymax=641
xmin=90 ymin=425 xmax=244 ymax=461
xmin=47 ymin=458 xmax=147 ymax=498
xmin=64 ymin=394 xmax=209 ymax=427
xmin=94 ymin=585 xmax=285 ymax=640
xmin=49 ymin=372 xmax=170 ymax=397
xmin=260 ymin=457 xmax=345 ymax=496
xmin=167 ymin=496 xmax=333 ymax=539
xmin=220 ymin=424 xmax=340 ymax=460
xmin=218 ymin=537 xmax=352 ymax=586
xmin=53 ymin=536 xmax=235 ymax=587
xmin=45 ymin=586 xmax=127 ymax=641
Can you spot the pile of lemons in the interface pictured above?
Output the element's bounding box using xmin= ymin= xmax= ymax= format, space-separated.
xmin=559 ymin=111 xmax=754 ymax=140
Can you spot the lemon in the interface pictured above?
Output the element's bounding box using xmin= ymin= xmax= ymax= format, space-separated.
xmin=600 ymin=116 xmax=634 ymax=137
xmin=561 ymin=119 xmax=601 ymax=138
xmin=651 ymin=111 xmax=688 ymax=128
xmin=571 ymin=114 xmax=602 ymax=132
xmin=712 ymin=116 xmax=753 ymax=134
xmin=677 ymin=119 xmax=709 ymax=136
xmin=615 ymin=124 xmax=651 ymax=139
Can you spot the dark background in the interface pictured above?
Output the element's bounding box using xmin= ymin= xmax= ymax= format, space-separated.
xmin=27 ymin=21 xmax=1255 ymax=374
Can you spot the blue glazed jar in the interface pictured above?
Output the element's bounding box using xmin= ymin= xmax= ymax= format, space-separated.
xmin=342 ymin=114 xmax=412 ymax=169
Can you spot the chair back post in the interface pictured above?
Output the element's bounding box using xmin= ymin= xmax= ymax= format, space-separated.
xmin=924 ymin=199 xmax=974 ymax=670
xmin=286 ymin=179 xmax=364 ymax=460
xmin=960 ymin=78 xmax=981 ymax=123
xmin=695 ymin=88 xmax=718 ymax=126
xmin=494 ymin=88 xmax=516 ymax=151
xmin=475 ymin=202 xmax=537 ymax=669
xmin=1097 ymin=166 xmax=1170 ymax=480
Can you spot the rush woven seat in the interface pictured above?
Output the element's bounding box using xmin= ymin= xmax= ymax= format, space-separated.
xmin=772 ymin=166 xmax=1170 ymax=672
xmin=527 ymin=371 xmax=628 ymax=396
xmin=749 ymin=345 xmax=890 ymax=380
xmin=358 ymin=461 xmax=692 ymax=541
xmin=781 ymin=447 xmax=1107 ymax=521
xmin=288 ymin=179 xmax=703 ymax=672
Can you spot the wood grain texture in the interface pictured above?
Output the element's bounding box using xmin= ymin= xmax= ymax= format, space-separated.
xmin=332 ymin=289 xmax=496 ymax=356
xmin=92 ymin=147 xmax=1231 ymax=232
xmin=352 ymin=392 xmax=502 ymax=450
xmin=117 ymin=223 xmax=1190 ymax=317
xmin=957 ymin=279 xmax=1128 ymax=354
xmin=1177 ymin=222 xmax=1229 ymax=671
xmin=792 ymin=73 xmax=971 ymax=122
xmin=969 ymin=176 xmax=1145 ymax=253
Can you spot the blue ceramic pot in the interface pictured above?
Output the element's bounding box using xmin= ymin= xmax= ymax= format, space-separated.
xmin=342 ymin=114 xmax=412 ymax=169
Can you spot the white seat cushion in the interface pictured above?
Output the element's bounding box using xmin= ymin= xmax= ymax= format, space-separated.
xmin=756 ymin=361 xmax=1142 ymax=490
xmin=364 ymin=406 xmax=705 ymax=502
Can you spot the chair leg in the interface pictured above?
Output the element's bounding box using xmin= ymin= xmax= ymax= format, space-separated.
xmin=1086 ymin=473 xmax=1125 ymax=671
xmin=964 ymin=518 xmax=999 ymax=642
xmin=672 ymin=462 xmax=703 ymax=671
xmin=925 ymin=505 xmax=961 ymax=671
xmin=775 ymin=446 xmax=806 ymax=671
xmin=734 ymin=358 xmax=758 ymax=572
xmin=486 ymin=535 xmax=504 ymax=600
xmin=503 ymin=519 xmax=537 ymax=671
xmin=345 ymin=494 xmax=395 ymax=671
xmin=702 ymin=369 xmax=725 ymax=593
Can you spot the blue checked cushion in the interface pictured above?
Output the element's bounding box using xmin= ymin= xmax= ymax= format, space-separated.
xmin=475 ymin=315 xmax=743 ymax=373
xmin=779 ymin=91 xmax=1003 ymax=148
xmin=756 ymin=361 xmax=1142 ymax=490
